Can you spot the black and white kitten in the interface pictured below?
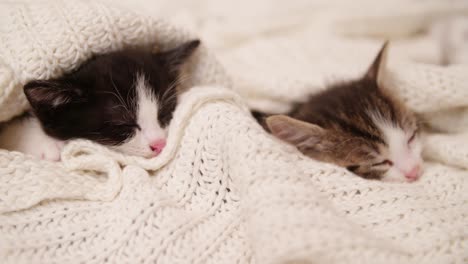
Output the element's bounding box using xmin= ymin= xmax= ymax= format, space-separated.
xmin=255 ymin=43 xmax=423 ymax=183
xmin=0 ymin=40 xmax=200 ymax=160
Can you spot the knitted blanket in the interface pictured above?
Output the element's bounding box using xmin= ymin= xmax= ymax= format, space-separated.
xmin=1 ymin=1 xmax=468 ymax=263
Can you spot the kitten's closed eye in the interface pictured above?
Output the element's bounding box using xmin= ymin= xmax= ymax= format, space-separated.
xmin=371 ymin=160 xmax=392 ymax=167
xmin=114 ymin=123 xmax=141 ymax=132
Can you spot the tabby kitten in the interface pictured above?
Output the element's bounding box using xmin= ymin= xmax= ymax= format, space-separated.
xmin=259 ymin=43 xmax=423 ymax=182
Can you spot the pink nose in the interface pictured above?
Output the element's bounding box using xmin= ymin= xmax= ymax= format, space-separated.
xmin=150 ymin=139 xmax=166 ymax=155
xmin=404 ymin=165 xmax=421 ymax=181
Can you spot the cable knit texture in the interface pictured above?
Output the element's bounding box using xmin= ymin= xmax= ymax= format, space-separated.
xmin=1 ymin=1 xmax=468 ymax=263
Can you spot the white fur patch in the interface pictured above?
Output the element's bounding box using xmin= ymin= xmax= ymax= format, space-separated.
xmin=0 ymin=117 xmax=64 ymax=161
xmin=112 ymin=73 xmax=167 ymax=157
xmin=370 ymin=112 xmax=423 ymax=182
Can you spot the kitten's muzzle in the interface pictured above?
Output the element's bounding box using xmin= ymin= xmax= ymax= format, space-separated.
xmin=404 ymin=165 xmax=422 ymax=182
xmin=149 ymin=139 xmax=166 ymax=156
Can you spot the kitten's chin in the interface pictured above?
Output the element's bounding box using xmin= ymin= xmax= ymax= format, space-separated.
xmin=111 ymin=144 xmax=155 ymax=158
xmin=381 ymin=168 xmax=416 ymax=183
xmin=110 ymin=136 xmax=166 ymax=158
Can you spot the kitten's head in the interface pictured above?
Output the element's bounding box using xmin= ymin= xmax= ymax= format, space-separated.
xmin=24 ymin=40 xmax=200 ymax=158
xmin=266 ymin=43 xmax=423 ymax=182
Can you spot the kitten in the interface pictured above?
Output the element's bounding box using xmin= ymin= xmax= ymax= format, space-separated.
xmin=256 ymin=43 xmax=423 ymax=182
xmin=0 ymin=40 xmax=200 ymax=160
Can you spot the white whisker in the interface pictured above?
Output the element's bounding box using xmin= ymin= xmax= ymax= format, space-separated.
xmin=109 ymin=71 xmax=131 ymax=114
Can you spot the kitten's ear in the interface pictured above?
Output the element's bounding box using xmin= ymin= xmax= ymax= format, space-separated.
xmin=24 ymin=80 xmax=84 ymax=109
xmin=158 ymin=39 xmax=200 ymax=72
xmin=266 ymin=115 xmax=325 ymax=149
xmin=364 ymin=41 xmax=389 ymax=84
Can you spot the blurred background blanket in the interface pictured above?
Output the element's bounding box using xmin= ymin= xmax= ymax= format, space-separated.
xmin=0 ymin=0 xmax=467 ymax=263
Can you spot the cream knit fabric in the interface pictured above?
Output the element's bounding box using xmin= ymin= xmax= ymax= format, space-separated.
xmin=1 ymin=1 xmax=468 ymax=264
